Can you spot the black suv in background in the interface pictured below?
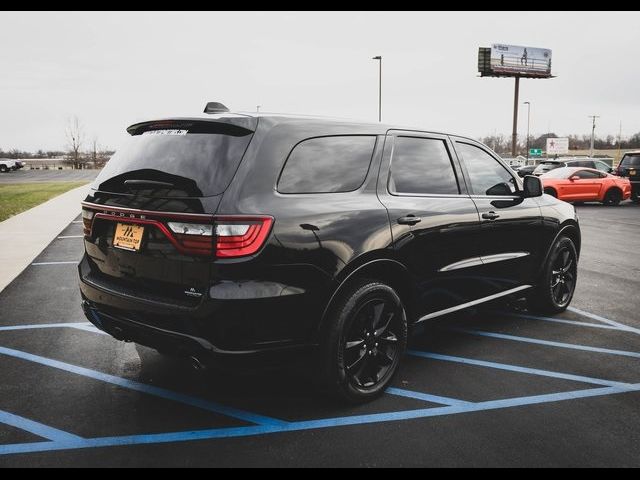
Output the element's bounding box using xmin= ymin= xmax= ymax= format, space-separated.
xmin=615 ymin=151 xmax=640 ymax=203
xmin=79 ymin=104 xmax=580 ymax=402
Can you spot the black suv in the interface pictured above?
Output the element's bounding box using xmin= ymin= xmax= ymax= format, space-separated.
xmin=615 ymin=151 xmax=640 ymax=203
xmin=79 ymin=104 xmax=581 ymax=402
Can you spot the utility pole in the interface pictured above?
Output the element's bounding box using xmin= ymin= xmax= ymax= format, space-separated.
xmin=523 ymin=101 xmax=531 ymax=160
xmin=511 ymin=77 xmax=520 ymax=157
xmin=617 ymin=121 xmax=622 ymax=165
xmin=256 ymin=105 xmax=261 ymax=113
xmin=588 ymin=115 xmax=599 ymax=157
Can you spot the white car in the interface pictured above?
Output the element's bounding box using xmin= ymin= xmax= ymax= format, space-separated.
xmin=0 ymin=159 xmax=17 ymax=173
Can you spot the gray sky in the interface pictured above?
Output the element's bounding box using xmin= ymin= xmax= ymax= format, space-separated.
xmin=1 ymin=11 xmax=639 ymax=151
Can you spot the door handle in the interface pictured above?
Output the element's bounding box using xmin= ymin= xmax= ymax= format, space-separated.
xmin=481 ymin=211 xmax=500 ymax=220
xmin=397 ymin=215 xmax=421 ymax=226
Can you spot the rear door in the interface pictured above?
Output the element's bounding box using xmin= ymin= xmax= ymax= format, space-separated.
xmin=81 ymin=117 xmax=257 ymax=305
xmin=377 ymin=131 xmax=484 ymax=317
xmin=452 ymin=139 xmax=544 ymax=294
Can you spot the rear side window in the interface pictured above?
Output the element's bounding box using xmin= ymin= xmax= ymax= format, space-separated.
xmin=575 ymin=170 xmax=602 ymax=179
xmin=389 ymin=137 xmax=459 ymax=195
xmin=278 ymin=136 xmax=376 ymax=194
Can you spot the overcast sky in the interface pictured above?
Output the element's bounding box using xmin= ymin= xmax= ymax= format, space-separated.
xmin=1 ymin=11 xmax=639 ymax=151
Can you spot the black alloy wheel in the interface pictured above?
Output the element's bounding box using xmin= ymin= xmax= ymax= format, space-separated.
xmin=343 ymin=297 xmax=402 ymax=389
xmin=317 ymin=279 xmax=407 ymax=403
xmin=550 ymin=247 xmax=576 ymax=307
xmin=603 ymin=189 xmax=622 ymax=206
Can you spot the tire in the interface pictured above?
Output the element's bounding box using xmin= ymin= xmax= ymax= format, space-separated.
xmin=316 ymin=278 xmax=408 ymax=404
xmin=544 ymin=187 xmax=557 ymax=198
xmin=602 ymin=188 xmax=622 ymax=206
xmin=527 ymin=236 xmax=578 ymax=315
xmin=0 ymin=165 xmax=7 ymax=173
xmin=632 ymin=192 xmax=640 ymax=204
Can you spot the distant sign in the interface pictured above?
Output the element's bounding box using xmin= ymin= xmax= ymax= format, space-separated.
xmin=529 ymin=149 xmax=543 ymax=157
xmin=478 ymin=44 xmax=552 ymax=78
xmin=546 ymin=137 xmax=569 ymax=155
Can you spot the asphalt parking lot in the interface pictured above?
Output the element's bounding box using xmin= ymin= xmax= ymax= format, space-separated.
xmin=1 ymin=201 xmax=639 ymax=467
xmin=0 ymin=170 xmax=98 ymax=184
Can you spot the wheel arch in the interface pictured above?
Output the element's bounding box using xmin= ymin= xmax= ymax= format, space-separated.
xmin=315 ymin=255 xmax=415 ymax=341
xmin=538 ymin=221 xmax=581 ymax=280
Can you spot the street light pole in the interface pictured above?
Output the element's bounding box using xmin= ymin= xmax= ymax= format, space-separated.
xmin=588 ymin=115 xmax=599 ymax=157
xmin=523 ymin=101 xmax=531 ymax=161
xmin=372 ymin=56 xmax=382 ymax=122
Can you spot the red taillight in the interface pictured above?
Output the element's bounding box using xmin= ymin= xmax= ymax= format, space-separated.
xmin=214 ymin=216 xmax=274 ymax=258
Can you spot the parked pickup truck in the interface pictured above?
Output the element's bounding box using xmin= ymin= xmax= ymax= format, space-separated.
xmin=0 ymin=159 xmax=17 ymax=172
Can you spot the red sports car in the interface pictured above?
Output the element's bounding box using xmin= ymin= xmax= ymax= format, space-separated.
xmin=540 ymin=167 xmax=631 ymax=205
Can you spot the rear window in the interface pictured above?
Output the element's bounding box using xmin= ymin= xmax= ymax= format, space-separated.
xmin=278 ymin=136 xmax=376 ymax=194
xmin=93 ymin=120 xmax=255 ymax=197
xmin=621 ymin=155 xmax=640 ymax=167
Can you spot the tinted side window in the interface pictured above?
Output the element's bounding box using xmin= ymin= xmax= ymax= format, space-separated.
xmin=594 ymin=161 xmax=610 ymax=172
xmin=456 ymin=143 xmax=517 ymax=196
xmin=389 ymin=137 xmax=459 ymax=195
xmin=571 ymin=160 xmax=594 ymax=168
xmin=575 ymin=170 xmax=601 ymax=179
xmin=278 ymin=136 xmax=376 ymax=194
xmin=620 ymin=155 xmax=640 ymax=167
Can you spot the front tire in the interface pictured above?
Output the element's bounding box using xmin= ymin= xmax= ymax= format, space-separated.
xmin=316 ymin=279 xmax=407 ymax=403
xmin=527 ymin=236 xmax=578 ymax=314
xmin=0 ymin=165 xmax=8 ymax=173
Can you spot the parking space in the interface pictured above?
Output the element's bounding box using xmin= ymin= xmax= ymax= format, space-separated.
xmin=1 ymin=203 xmax=640 ymax=466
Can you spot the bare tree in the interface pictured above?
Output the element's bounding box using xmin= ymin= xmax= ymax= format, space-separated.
xmin=65 ymin=116 xmax=85 ymax=169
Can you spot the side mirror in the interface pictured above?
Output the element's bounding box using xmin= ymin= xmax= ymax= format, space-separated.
xmin=522 ymin=175 xmax=543 ymax=198
xmin=569 ymin=175 xmax=580 ymax=181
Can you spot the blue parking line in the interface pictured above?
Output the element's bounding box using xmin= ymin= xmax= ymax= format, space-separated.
xmin=408 ymin=351 xmax=632 ymax=388
xmin=567 ymin=306 xmax=640 ymax=335
xmin=386 ymin=388 xmax=473 ymax=406
xmin=0 ymin=409 xmax=82 ymax=442
xmin=495 ymin=311 xmax=626 ymax=331
xmin=2 ymin=382 xmax=639 ymax=456
xmin=449 ymin=327 xmax=640 ymax=359
xmin=0 ymin=345 xmax=286 ymax=427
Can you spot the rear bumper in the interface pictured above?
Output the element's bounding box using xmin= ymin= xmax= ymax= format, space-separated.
xmin=78 ymin=255 xmax=329 ymax=361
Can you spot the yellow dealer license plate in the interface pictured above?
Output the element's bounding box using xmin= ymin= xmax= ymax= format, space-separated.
xmin=113 ymin=223 xmax=144 ymax=252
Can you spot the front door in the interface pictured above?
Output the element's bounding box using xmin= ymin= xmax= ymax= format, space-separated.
xmin=452 ymin=139 xmax=544 ymax=294
xmin=377 ymin=132 xmax=483 ymax=318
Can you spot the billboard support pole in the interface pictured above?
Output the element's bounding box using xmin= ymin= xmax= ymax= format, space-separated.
xmin=511 ymin=76 xmax=520 ymax=157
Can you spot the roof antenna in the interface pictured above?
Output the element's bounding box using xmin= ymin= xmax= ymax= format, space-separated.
xmin=203 ymin=102 xmax=230 ymax=114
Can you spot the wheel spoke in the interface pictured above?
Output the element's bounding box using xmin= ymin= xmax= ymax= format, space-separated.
xmin=562 ymin=258 xmax=573 ymax=273
xmin=374 ymin=312 xmax=394 ymax=338
xmin=346 ymin=349 xmax=367 ymax=372
xmin=564 ymin=273 xmax=575 ymax=293
xmin=553 ymin=283 xmax=563 ymax=301
xmin=377 ymin=350 xmax=394 ymax=366
xmin=379 ymin=332 xmax=398 ymax=344
xmin=345 ymin=339 xmax=365 ymax=350
xmin=561 ymin=250 xmax=570 ymax=267
xmin=551 ymin=277 xmax=561 ymax=288
xmin=371 ymin=301 xmax=385 ymax=330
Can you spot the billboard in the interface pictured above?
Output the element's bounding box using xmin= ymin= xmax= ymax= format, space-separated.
xmin=480 ymin=44 xmax=552 ymax=78
xmin=546 ymin=137 xmax=569 ymax=155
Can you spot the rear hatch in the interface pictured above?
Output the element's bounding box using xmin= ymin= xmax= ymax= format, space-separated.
xmin=617 ymin=154 xmax=640 ymax=181
xmin=81 ymin=116 xmax=266 ymax=307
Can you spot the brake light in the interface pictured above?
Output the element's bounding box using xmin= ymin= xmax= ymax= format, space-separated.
xmin=214 ymin=216 xmax=274 ymax=258
xmin=167 ymin=222 xmax=215 ymax=256
xmin=82 ymin=208 xmax=94 ymax=236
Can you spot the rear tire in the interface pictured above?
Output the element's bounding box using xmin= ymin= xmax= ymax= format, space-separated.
xmin=527 ymin=236 xmax=578 ymax=315
xmin=0 ymin=165 xmax=7 ymax=173
xmin=316 ymin=279 xmax=407 ymax=404
xmin=544 ymin=187 xmax=557 ymax=198
xmin=602 ymin=188 xmax=622 ymax=206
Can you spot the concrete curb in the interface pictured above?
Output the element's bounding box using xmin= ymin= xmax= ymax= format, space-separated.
xmin=0 ymin=184 xmax=89 ymax=293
